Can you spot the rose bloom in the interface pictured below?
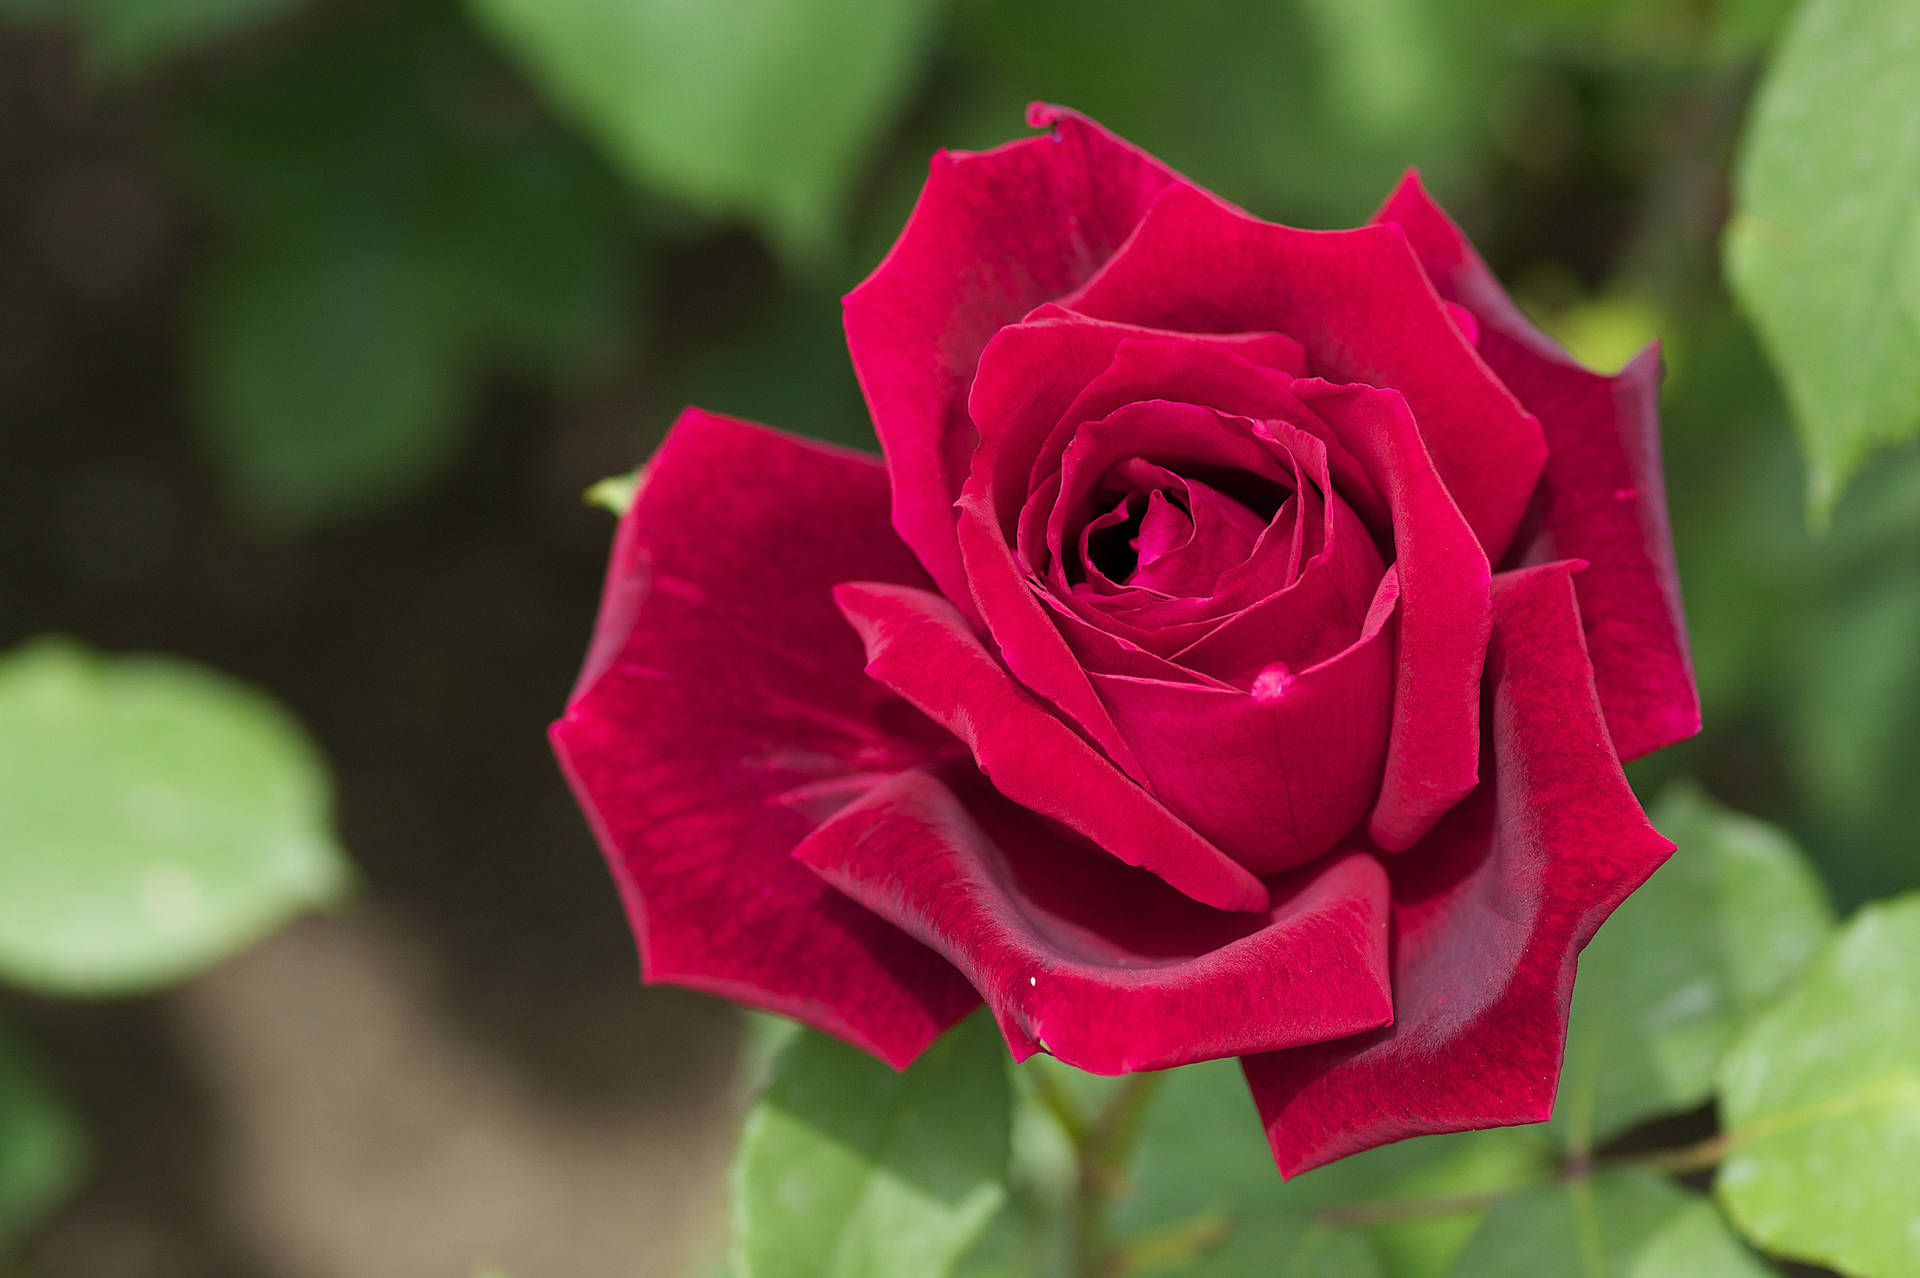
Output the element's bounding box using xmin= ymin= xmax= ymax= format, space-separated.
xmin=552 ymin=106 xmax=1699 ymax=1175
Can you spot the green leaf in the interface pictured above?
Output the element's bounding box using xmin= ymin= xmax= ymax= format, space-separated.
xmin=1112 ymin=1058 xmax=1552 ymax=1278
xmin=1714 ymin=894 xmax=1920 ymax=1276
xmin=1552 ymin=784 xmax=1835 ymax=1153
xmin=949 ymin=0 xmax=1501 ymax=228
xmin=1450 ymin=1168 xmax=1776 ymax=1277
xmin=0 ymin=639 xmax=351 ymax=995
xmin=730 ymin=1012 xmax=1011 ymax=1278
xmin=468 ymin=0 xmax=945 ymax=266
xmin=1724 ymin=0 xmax=1920 ymax=520
xmin=0 ymin=0 xmax=301 ymax=73
xmin=0 ymin=1020 xmax=86 ymax=1248
xmin=181 ymin=3 xmax=639 ymax=524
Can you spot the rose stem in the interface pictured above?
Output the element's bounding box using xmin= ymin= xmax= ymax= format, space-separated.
xmin=1071 ymin=1070 xmax=1169 ymax=1278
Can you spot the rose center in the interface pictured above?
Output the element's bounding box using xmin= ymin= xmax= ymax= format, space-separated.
xmin=1074 ymin=460 xmax=1279 ymax=599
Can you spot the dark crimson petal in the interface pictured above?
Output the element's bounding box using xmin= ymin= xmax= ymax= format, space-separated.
xmin=1372 ymin=172 xmax=1700 ymax=760
xmin=1291 ymin=381 xmax=1492 ymax=852
xmin=955 ymin=491 xmax=1149 ymax=777
xmin=842 ymin=105 xmax=1192 ymax=608
xmin=1125 ymin=471 xmax=1268 ymax=598
xmin=794 ymin=766 xmax=1393 ymax=1073
xmin=833 ymin=580 xmax=1270 ymax=913
xmin=1087 ymin=574 xmax=1399 ymax=875
xmin=1241 ymin=561 xmax=1675 ymax=1176
xmin=1044 ymin=403 xmax=1305 ymax=623
xmin=1064 ymin=184 xmax=1548 ymax=562
xmin=550 ymin=409 xmax=980 ymax=1069
xmin=1041 ymin=592 xmax=1237 ymax=687
xmin=1166 ymin=496 xmax=1382 ymax=687
xmin=1039 ymin=332 xmax=1388 ymax=534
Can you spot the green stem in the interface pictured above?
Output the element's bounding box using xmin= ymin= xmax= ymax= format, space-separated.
xmin=1071 ymin=1071 xmax=1170 ymax=1278
xmin=1312 ymin=1122 xmax=1755 ymax=1231
xmin=1109 ymin=1211 xmax=1231 ymax=1277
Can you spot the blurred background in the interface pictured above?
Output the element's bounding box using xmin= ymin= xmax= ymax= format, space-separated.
xmin=0 ymin=0 xmax=1914 ymax=1274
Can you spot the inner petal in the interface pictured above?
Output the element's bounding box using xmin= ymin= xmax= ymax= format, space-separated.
xmin=1127 ymin=470 xmax=1270 ymax=598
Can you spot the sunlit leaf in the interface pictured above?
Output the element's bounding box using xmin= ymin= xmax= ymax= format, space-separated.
xmin=731 ymin=1013 xmax=1011 ymax=1278
xmin=0 ymin=639 xmax=351 ymax=995
xmin=1450 ymin=1168 xmax=1775 ymax=1276
xmin=1715 ymin=894 xmax=1920 ymax=1276
xmin=1552 ymin=784 xmax=1834 ymax=1153
xmin=1725 ymin=0 xmax=1920 ymax=520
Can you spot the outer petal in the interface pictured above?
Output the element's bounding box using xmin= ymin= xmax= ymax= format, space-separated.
xmin=843 ymin=105 xmax=1193 ymax=606
xmin=1241 ymin=561 xmax=1675 ymax=1176
xmin=1065 ymin=183 xmax=1548 ymax=562
xmin=1291 ymin=381 xmax=1492 ymax=852
xmin=550 ymin=409 xmax=980 ymax=1068
xmin=1373 ymin=172 xmax=1700 ymax=760
xmin=832 ymin=580 xmax=1269 ymax=913
xmin=794 ymin=765 xmax=1393 ymax=1073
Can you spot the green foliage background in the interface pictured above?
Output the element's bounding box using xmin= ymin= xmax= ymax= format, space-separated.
xmin=1 ymin=0 xmax=1917 ymax=1274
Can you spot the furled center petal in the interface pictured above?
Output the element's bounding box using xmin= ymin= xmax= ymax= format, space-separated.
xmin=1090 ymin=463 xmax=1273 ymax=599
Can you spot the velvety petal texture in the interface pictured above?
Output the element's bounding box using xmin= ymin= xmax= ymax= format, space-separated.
xmin=832 ymin=581 xmax=1269 ymax=912
xmin=844 ymin=105 xmax=1193 ymax=609
xmin=1373 ymin=172 xmax=1700 ymax=760
xmin=551 ymin=410 xmax=980 ymax=1068
xmin=556 ymin=109 xmax=1701 ymax=1181
xmin=1241 ymin=562 xmax=1675 ymax=1175
xmin=795 ymin=765 xmax=1393 ymax=1074
xmin=1065 ymin=182 xmax=1549 ymax=562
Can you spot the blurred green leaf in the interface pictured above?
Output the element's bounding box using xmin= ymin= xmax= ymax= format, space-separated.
xmin=467 ymin=0 xmax=945 ymax=266
xmin=182 ymin=3 xmax=640 ymax=524
xmin=1714 ymin=894 xmax=1920 ymax=1277
xmin=1529 ymin=292 xmax=1668 ymax=378
xmin=1725 ymin=0 xmax=1920 ymax=521
xmin=730 ymin=1012 xmax=1011 ymax=1278
xmin=953 ymin=1061 xmax=1077 ymax=1278
xmin=0 ymin=0 xmax=301 ymax=73
xmin=951 ymin=0 xmax=1502 ymax=227
xmin=1552 ymin=784 xmax=1834 ymax=1154
xmin=672 ymin=287 xmax=874 ymax=449
xmin=0 ymin=638 xmax=351 ymax=995
xmin=1450 ymin=1168 xmax=1776 ymax=1276
xmin=0 ymin=1020 xmax=85 ymax=1249
xmin=1111 ymin=1058 xmax=1552 ymax=1278
xmin=1468 ymin=0 xmax=1782 ymax=65
xmin=1789 ymin=571 xmax=1920 ymax=836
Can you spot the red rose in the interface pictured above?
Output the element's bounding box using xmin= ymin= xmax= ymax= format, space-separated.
xmin=552 ymin=106 xmax=1700 ymax=1174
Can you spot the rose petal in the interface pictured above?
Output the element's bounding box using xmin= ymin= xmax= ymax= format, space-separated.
xmin=551 ymin=409 xmax=981 ymax=1067
xmin=1241 ymin=560 xmax=1675 ymax=1175
xmin=794 ymin=765 xmax=1393 ymax=1073
xmin=1034 ymin=330 xmax=1382 ymax=530
xmin=833 ymin=580 xmax=1270 ymax=913
xmin=1290 ymin=381 xmax=1492 ymax=852
xmin=843 ymin=106 xmax=1191 ymax=608
xmin=1373 ymin=172 xmax=1700 ymax=760
xmin=1064 ymin=184 xmax=1547 ymax=561
xmin=1087 ymin=573 xmax=1399 ymax=875
xmin=1044 ymin=402 xmax=1305 ymax=623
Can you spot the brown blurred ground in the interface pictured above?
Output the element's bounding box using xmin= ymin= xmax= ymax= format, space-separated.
xmin=1 ymin=24 xmax=743 ymax=1277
